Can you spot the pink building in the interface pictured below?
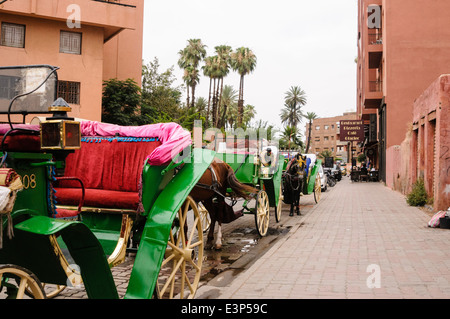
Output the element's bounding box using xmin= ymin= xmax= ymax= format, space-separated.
xmin=409 ymin=75 xmax=450 ymax=211
xmin=0 ymin=0 xmax=144 ymax=122
xmin=357 ymin=0 xmax=450 ymax=193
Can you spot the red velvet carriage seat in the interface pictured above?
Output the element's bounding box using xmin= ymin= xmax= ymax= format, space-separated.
xmin=0 ymin=122 xmax=191 ymax=219
xmin=54 ymin=137 xmax=162 ymax=216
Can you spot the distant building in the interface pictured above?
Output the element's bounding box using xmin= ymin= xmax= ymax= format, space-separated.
xmin=0 ymin=0 xmax=144 ymax=122
xmin=305 ymin=111 xmax=361 ymax=164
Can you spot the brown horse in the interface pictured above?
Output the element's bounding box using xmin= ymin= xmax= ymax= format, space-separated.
xmin=190 ymin=157 xmax=258 ymax=249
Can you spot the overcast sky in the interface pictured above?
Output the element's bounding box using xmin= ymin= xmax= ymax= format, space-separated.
xmin=142 ymin=0 xmax=357 ymax=133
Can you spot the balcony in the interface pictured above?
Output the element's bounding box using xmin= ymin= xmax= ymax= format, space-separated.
xmin=364 ymin=79 xmax=383 ymax=109
xmin=368 ymin=29 xmax=383 ymax=45
xmin=369 ymin=81 xmax=382 ymax=92
xmin=93 ymin=0 xmax=136 ymax=8
xmin=0 ymin=0 xmax=138 ymax=42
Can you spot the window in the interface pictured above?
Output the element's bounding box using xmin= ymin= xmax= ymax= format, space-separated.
xmin=324 ymin=125 xmax=329 ymax=130
xmin=58 ymin=81 xmax=81 ymax=104
xmin=315 ymin=125 xmax=320 ymax=130
xmin=1 ymin=23 xmax=25 ymax=48
xmin=60 ymin=31 xmax=82 ymax=54
xmin=324 ymin=136 xmax=329 ymax=141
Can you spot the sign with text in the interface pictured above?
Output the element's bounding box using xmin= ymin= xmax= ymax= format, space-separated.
xmin=339 ymin=120 xmax=364 ymax=142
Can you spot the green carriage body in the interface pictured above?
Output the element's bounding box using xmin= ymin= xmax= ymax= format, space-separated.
xmin=0 ymin=147 xmax=214 ymax=299
xmin=0 ymin=65 xmax=217 ymax=299
xmin=214 ymin=152 xmax=285 ymax=209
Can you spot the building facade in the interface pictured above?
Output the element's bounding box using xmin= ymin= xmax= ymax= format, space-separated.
xmin=409 ymin=75 xmax=450 ymax=211
xmin=305 ymin=112 xmax=360 ymax=164
xmin=357 ymin=0 xmax=450 ymax=189
xmin=0 ymin=0 xmax=144 ymax=122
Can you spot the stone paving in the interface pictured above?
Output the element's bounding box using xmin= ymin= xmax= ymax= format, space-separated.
xmin=215 ymin=177 xmax=450 ymax=299
xmin=2 ymin=176 xmax=449 ymax=300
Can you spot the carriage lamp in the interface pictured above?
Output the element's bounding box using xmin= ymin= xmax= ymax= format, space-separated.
xmin=40 ymin=98 xmax=81 ymax=150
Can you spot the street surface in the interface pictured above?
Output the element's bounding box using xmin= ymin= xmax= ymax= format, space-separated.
xmin=213 ymin=177 xmax=450 ymax=299
xmin=3 ymin=176 xmax=449 ymax=299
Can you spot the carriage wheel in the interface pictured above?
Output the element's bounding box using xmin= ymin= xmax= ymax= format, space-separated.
xmin=156 ymin=196 xmax=204 ymax=299
xmin=274 ymin=184 xmax=283 ymax=223
xmin=198 ymin=202 xmax=211 ymax=232
xmin=313 ymin=172 xmax=321 ymax=204
xmin=255 ymin=190 xmax=270 ymax=237
xmin=0 ymin=264 xmax=46 ymax=299
xmin=26 ymin=283 xmax=65 ymax=299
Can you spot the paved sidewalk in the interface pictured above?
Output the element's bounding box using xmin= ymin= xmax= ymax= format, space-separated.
xmin=216 ymin=178 xmax=450 ymax=299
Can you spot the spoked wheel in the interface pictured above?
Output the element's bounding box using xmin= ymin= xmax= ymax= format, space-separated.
xmin=26 ymin=283 xmax=65 ymax=299
xmin=198 ymin=202 xmax=211 ymax=232
xmin=255 ymin=190 xmax=270 ymax=237
xmin=156 ymin=196 xmax=204 ymax=299
xmin=313 ymin=172 xmax=321 ymax=204
xmin=0 ymin=264 xmax=46 ymax=299
xmin=274 ymin=184 xmax=283 ymax=223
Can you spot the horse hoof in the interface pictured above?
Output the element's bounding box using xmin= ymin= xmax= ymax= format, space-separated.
xmin=215 ymin=244 xmax=222 ymax=250
xmin=289 ymin=212 xmax=293 ymax=217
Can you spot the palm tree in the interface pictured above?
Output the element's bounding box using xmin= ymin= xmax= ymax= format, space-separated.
xmin=280 ymin=86 xmax=307 ymax=128
xmin=280 ymin=126 xmax=303 ymax=151
xmin=230 ymin=47 xmax=257 ymax=127
xmin=242 ymin=104 xmax=257 ymax=128
xmin=215 ymin=46 xmax=232 ymax=124
xmin=219 ymin=85 xmax=238 ymax=129
xmin=178 ymin=39 xmax=207 ymax=108
xmin=305 ymin=111 xmax=318 ymax=153
xmin=202 ymin=56 xmax=215 ymax=125
xmin=195 ymin=97 xmax=208 ymax=119
xmin=318 ymin=149 xmax=334 ymax=159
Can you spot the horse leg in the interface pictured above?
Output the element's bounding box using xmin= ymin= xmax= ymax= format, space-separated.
xmin=295 ymin=189 xmax=300 ymax=215
xmin=215 ymin=223 xmax=223 ymax=250
xmin=206 ymin=219 xmax=216 ymax=250
xmin=201 ymin=200 xmax=216 ymax=249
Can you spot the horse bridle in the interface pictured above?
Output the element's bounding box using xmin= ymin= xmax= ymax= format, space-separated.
xmin=285 ymin=159 xmax=304 ymax=191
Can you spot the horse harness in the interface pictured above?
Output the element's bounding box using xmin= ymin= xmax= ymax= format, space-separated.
xmin=194 ymin=166 xmax=225 ymax=199
xmin=284 ymin=157 xmax=306 ymax=191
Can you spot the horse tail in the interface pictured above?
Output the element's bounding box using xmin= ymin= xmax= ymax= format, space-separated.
xmin=225 ymin=165 xmax=258 ymax=200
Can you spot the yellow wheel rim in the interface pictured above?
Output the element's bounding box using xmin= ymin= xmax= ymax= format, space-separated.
xmin=156 ymin=196 xmax=204 ymax=299
xmin=0 ymin=265 xmax=46 ymax=299
xmin=255 ymin=190 xmax=270 ymax=237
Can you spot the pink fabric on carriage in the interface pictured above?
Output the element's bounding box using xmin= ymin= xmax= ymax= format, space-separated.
xmin=80 ymin=121 xmax=192 ymax=166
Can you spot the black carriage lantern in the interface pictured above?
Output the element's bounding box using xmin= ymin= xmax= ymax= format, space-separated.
xmin=40 ymin=98 xmax=81 ymax=151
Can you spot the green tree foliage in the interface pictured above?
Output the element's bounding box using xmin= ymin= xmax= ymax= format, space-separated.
xmin=279 ymin=126 xmax=304 ymax=151
xmin=318 ymin=149 xmax=333 ymax=159
xmin=141 ymin=57 xmax=183 ymax=124
xmin=101 ymin=78 xmax=141 ymax=126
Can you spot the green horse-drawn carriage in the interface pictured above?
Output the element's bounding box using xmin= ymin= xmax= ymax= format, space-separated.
xmin=0 ymin=65 xmax=215 ymax=299
xmin=213 ymin=143 xmax=285 ymax=237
